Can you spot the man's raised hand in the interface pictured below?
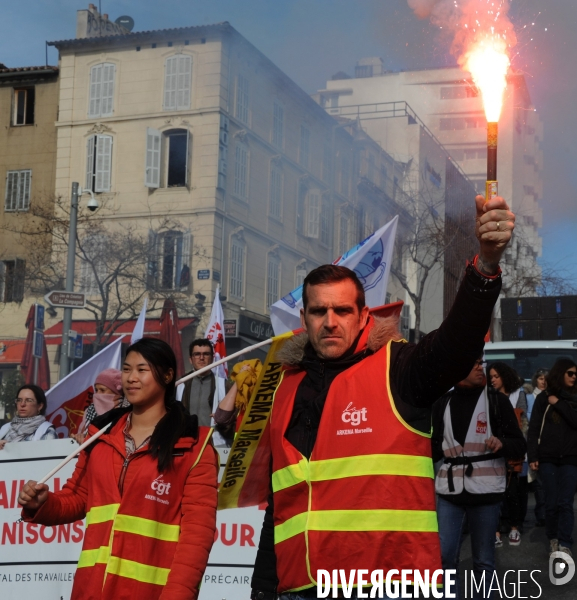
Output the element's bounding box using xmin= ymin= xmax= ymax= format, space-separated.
xmin=475 ymin=195 xmax=515 ymax=275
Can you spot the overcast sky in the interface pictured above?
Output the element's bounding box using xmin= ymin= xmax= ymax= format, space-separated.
xmin=2 ymin=0 xmax=576 ymax=279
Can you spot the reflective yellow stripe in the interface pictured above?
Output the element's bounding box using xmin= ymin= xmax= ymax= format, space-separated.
xmin=275 ymin=509 xmax=438 ymax=544
xmin=78 ymin=545 xmax=110 ymax=568
xmin=106 ymin=556 xmax=170 ymax=586
xmin=272 ymin=457 xmax=308 ymax=491
xmin=86 ymin=503 xmax=120 ymax=526
xmin=272 ymin=454 xmax=433 ymax=492
xmin=114 ymin=514 xmax=180 ymax=542
xmin=309 ymin=454 xmax=433 ymax=481
xmin=275 ymin=512 xmax=308 ymax=544
xmin=308 ymin=509 xmax=438 ymax=533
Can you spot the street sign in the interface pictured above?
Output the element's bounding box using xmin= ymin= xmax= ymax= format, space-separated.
xmin=197 ymin=269 xmax=210 ymax=280
xmin=67 ymin=333 xmax=83 ymax=360
xmin=33 ymin=331 xmax=44 ymax=359
xmin=44 ymin=291 xmax=86 ymax=308
xmin=34 ymin=304 xmax=45 ymax=330
xmin=224 ymin=319 xmax=238 ymax=337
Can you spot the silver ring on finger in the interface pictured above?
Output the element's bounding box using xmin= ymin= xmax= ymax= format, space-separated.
xmin=496 ymin=221 xmax=501 ymax=232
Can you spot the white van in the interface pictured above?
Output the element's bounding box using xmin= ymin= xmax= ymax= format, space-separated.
xmin=484 ymin=340 xmax=577 ymax=381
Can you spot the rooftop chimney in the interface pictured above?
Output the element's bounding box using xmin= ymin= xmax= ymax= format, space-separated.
xmin=76 ymin=4 xmax=130 ymax=39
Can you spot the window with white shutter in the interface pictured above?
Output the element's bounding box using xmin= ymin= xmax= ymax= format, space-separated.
xmin=230 ymin=237 xmax=245 ymax=299
xmin=306 ymin=191 xmax=320 ymax=239
xmin=166 ymin=129 xmax=190 ymax=187
xmin=5 ymin=170 xmax=31 ymax=211
xmin=339 ymin=211 xmax=350 ymax=256
xmin=269 ymin=166 xmax=282 ymax=219
xmin=235 ymin=74 xmax=249 ymax=124
xmin=147 ymin=230 xmax=159 ymax=290
xmin=266 ymin=254 xmax=280 ymax=309
xmin=272 ymin=102 xmax=284 ymax=148
xmin=299 ymin=126 xmax=310 ymax=169
xmin=145 ymin=128 xmax=161 ymax=188
xmin=234 ymin=144 xmax=248 ymax=199
xmin=150 ymin=229 xmax=191 ymax=290
xmin=86 ymin=135 xmax=113 ymax=193
xmin=164 ymin=55 xmax=192 ymax=111
xmin=320 ymin=197 xmax=331 ymax=245
xmin=295 ymin=267 xmax=307 ymax=288
xmin=88 ymin=63 xmax=115 ymax=118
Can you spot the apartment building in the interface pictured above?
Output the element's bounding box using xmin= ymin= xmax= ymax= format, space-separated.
xmin=0 ymin=63 xmax=59 ymax=381
xmin=317 ymin=59 xmax=542 ymax=300
xmin=44 ymin=6 xmax=411 ymax=365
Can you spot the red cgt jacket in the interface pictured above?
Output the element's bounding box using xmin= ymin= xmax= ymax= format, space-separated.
xmin=22 ymin=412 xmax=218 ymax=600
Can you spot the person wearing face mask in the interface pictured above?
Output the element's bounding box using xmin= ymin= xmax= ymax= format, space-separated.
xmin=528 ymin=359 xmax=577 ymax=558
xmin=0 ymin=385 xmax=56 ymax=449
xmin=72 ymin=369 xmax=126 ymax=444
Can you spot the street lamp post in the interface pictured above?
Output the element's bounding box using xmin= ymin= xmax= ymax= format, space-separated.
xmin=59 ymin=182 xmax=79 ymax=380
xmin=58 ymin=182 xmax=98 ymax=380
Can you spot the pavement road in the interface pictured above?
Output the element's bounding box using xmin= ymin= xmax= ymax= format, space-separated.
xmin=457 ymin=492 xmax=577 ymax=599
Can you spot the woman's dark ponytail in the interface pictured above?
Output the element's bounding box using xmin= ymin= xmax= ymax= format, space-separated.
xmin=125 ymin=338 xmax=197 ymax=472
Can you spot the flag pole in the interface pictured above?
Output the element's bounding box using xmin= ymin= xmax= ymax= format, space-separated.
xmin=37 ymin=422 xmax=112 ymax=484
xmin=175 ymin=338 xmax=274 ymax=386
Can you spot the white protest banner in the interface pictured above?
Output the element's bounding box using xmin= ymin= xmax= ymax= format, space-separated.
xmin=0 ymin=439 xmax=83 ymax=598
xmin=199 ymin=447 xmax=264 ymax=600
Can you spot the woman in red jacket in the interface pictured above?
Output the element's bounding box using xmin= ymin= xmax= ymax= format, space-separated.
xmin=19 ymin=337 xmax=218 ymax=600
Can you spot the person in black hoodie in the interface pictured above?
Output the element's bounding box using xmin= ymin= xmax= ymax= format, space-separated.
xmin=432 ymin=358 xmax=525 ymax=599
xmin=528 ymin=358 xmax=577 ymax=557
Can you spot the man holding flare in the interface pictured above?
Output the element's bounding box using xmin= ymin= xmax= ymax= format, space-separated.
xmin=249 ymin=195 xmax=515 ymax=600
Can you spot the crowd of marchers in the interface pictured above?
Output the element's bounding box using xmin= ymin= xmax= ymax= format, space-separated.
xmin=5 ymin=194 xmax=577 ymax=600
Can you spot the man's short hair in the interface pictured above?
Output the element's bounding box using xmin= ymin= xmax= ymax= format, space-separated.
xmin=302 ymin=265 xmax=365 ymax=312
xmin=188 ymin=338 xmax=214 ymax=357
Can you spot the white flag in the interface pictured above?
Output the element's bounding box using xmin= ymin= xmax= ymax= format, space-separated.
xmin=204 ymin=286 xmax=229 ymax=446
xmin=270 ymin=216 xmax=398 ymax=335
xmin=131 ymin=297 xmax=148 ymax=343
xmin=46 ymin=336 xmax=125 ymax=438
xmin=204 ymin=285 xmax=227 ymax=378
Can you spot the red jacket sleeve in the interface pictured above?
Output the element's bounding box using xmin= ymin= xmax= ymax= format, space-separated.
xmin=160 ymin=442 xmax=219 ymax=600
xmin=21 ymin=448 xmax=90 ymax=525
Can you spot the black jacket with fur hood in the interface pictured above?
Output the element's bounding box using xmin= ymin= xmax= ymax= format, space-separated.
xmin=251 ymin=263 xmax=502 ymax=597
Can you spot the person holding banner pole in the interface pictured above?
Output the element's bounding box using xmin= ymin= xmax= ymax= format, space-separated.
xmin=248 ymin=195 xmax=515 ymax=600
xmin=18 ymin=338 xmax=218 ymax=600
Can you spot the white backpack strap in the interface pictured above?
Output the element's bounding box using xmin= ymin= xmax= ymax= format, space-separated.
xmin=0 ymin=422 xmax=11 ymax=440
xmin=32 ymin=420 xmax=53 ymax=441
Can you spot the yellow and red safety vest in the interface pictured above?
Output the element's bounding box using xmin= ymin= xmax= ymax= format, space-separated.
xmin=72 ymin=423 xmax=213 ymax=599
xmin=270 ymin=338 xmax=442 ymax=593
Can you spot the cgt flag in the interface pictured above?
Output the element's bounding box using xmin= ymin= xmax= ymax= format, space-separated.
xmin=270 ymin=216 xmax=398 ymax=334
xmin=45 ymin=336 xmax=125 ymax=438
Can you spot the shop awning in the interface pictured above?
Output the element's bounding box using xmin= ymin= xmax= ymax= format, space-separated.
xmin=43 ymin=317 xmax=198 ymax=344
xmin=0 ymin=339 xmax=26 ymax=364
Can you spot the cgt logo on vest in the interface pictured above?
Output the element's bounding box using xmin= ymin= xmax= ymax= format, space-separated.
xmin=337 ymin=402 xmax=372 ymax=436
xmin=475 ymin=412 xmax=487 ymax=435
xmin=145 ymin=476 xmax=171 ymax=505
